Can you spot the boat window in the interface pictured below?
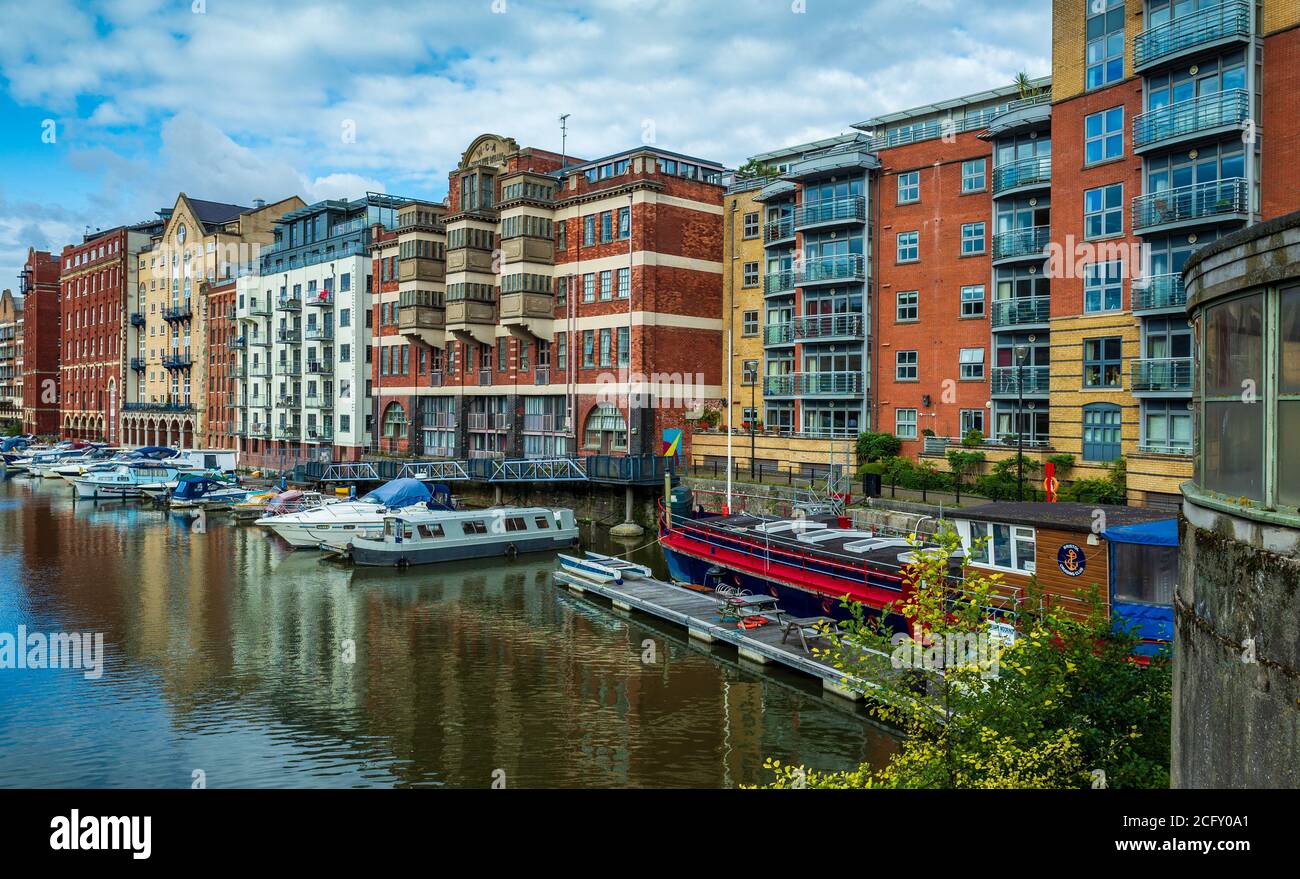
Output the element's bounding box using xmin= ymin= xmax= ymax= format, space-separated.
xmin=462 ymin=520 xmax=488 ymax=535
xmin=534 ymin=516 xmax=550 ymax=529
xmin=418 ymin=523 xmax=445 ymax=539
xmin=505 ymin=517 xmax=527 ymax=532
xmin=404 ymin=527 xmax=414 ymax=540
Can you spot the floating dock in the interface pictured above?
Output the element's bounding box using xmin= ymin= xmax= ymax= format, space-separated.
xmin=552 ymin=571 xmax=885 ymax=701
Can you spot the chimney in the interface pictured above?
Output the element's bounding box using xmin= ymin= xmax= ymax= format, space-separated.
xmin=253 ymin=198 xmax=266 ymax=209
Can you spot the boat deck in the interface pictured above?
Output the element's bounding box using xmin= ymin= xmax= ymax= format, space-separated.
xmin=553 ymin=570 xmax=914 ymax=701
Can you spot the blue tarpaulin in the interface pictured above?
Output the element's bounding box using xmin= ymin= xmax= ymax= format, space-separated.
xmin=1102 ymin=518 xmax=1178 ymax=547
xmin=133 ymin=446 xmax=177 ymax=458
xmin=362 ymin=478 xmax=432 ymax=509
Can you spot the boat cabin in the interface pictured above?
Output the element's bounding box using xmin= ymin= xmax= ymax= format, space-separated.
xmin=948 ymin=502 xmax=1176 ymax=652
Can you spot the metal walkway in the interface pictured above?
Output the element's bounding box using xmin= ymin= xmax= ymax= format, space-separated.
xmin=306 ymin=453 xmax=675 ymax=487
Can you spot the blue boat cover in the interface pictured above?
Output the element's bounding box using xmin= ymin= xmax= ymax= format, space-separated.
xmin=173 ymin=477 xmax=227 ymax=499
xmin=134 ymin=446 xmax=177 ymax=458
xmin=1102 ymin=519 xmax=1178 ymax=547
xmin=1 ymin=437 xmax=30 ymax=453
xmin=362 ymin=478 xmax=432 ymax=508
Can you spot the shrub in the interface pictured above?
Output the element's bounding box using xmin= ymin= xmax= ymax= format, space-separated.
xmin=856 ymin=431 xmax=902 ymax=463
xmin=961 ymin=429 xmax=985 ymax=448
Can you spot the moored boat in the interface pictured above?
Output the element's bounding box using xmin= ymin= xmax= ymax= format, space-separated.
xmin=257 ymin=478 xmax=451 ymax=549
xmin=167 ymin=474 xmax=249 ymax=510
xmin=348 ymin=507 xmax=579 ymax=566
xmin=70 ymin=461 xmax=184 ymax=500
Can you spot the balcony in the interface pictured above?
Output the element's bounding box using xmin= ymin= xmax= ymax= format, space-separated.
xmin=228 ymin=337 xmax=246 ymax=350
xmin=763 ymin=372 xmax=863 ymax=397
xmin=276 ymin=425 xmax=301 ymax=441
xmin=276 ymin=296 xmax=301 ymax=312
xmin=468 ymin=412 xmax=509 ymax=431
xmin=276 ymin=328 xmax=300 ymax=344
xmin=1133 ymin=1 xmax=1251 ymax=73
xmin=161 ymin=353 xmax=192 ymax=370
xmin=129 ymin=357 xmax=146 ymax=371
xmin=129 ymin=312 xmax=146 ymax=328
xmin=990 ymin=295 xmax=1051 ymax=329
xmin=764 ymin=217 xmax=794 ymax=245
xmin=305 ymin=290 xmax=333 ymax=308
xmin=992 ymin=226 xmax=1051 ymax=263
xmin=990 ymin=365 xmax=1050 ymax=396
xmin=787 ymin=313 xmax=866 ymax=343
xmin=1132 ymin=274 xmax=1188 ymax=313
xmin=500 ymin=291 xmax=555 ymax=340
xmin=162 ymin=306 xmax=192 ymax=323
xmin=232 ymin=366 xmax=246 ymax=379
xmin=304 ymin=395 xmax=333 ymax=410
xmin=794 ymin=196 xmax=866 ymax=230
xmin=247 ymin=302 xmax=271 ymax=317
xmin=306 ymin=361 xmax=334 ymax=375
xmin=248 ymin=364 xmax=271 ymax=378
xmin=248 ymin=424 xmax=270 ymax=438
xmin=796 ymin=254 xmax=866 ymax=287
xmin=1132 ymin=178 xmax=1248 ymax=233
xmin=248 ymin=335 xmax=271 ymax=348
xmin=304 ymin=326 xmax=334 ymax=342
xmin=1132 ymin=357 xmax=1193 ymax=393
xmin=306 ymin=425 xmax=334 ymax=443
xmin=275 ymin=361 xmax=301 ymax=376
xmin=764 ymin=269 xmax=795 ymax=296
xmin=991 ymin=156 xmax=1051 ymax=196
xmin=523 ymin=413 xmax=561 ymax=432
xmin=1133 ymin=90 xmax=1250 ymax=153
xmin=398 ymin=303 xmax=445 ymax=346
xmin=277 ymin=394 xmax=301 ymax=409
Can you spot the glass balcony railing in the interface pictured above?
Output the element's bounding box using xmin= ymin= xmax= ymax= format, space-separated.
xmin=764 ymin=270 xmax=794 ymax=296
xmin=1132 ymin=357 xmax=1193 ymax=392
xmin=247 ymin=302 xmax=271 ymax=317
xmin=304 ymin=326 xmax=334 ymax=342
xmin=990 ymin=295 xmax=1051 ymax=328
xmin=795 ymin=254 xmax=866 ymax=286
xmin=992 ymin=156 xmax=1051 ymax=195
xmin=992 ymin=225 xmax=1051 ymax=261
xmin=990 ymin=365 xmax=1050 ymax=395
xmin=764 ymin=217 xmax=794 ymax=244
xmin=1132 ymin=273 xmax=1188 ymax=312
xmin=276 ymin=328 xmax=300 ymax=343
xmin=763 ymin=314 xmax=866 ymax=345
xmin=1132 ymin=178 xmax=1247 ymax=231
xmin=1133 ymin=1 xmax=1251 ymax=71
xmin=763 ymin=371 xmax=863 ymax=397
xmin=794 ymin=196 xmax=866 ymax=229
xmin=1133 ymin=89 xmax=1249 ymax=150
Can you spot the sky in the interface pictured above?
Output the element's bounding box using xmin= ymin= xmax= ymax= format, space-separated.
xmin=0 ymin=0 xmax=1050 ymax=292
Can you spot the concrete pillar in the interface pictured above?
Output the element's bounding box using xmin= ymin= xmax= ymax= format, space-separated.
xmin=610 ymin=484 xmax=645 ymax=538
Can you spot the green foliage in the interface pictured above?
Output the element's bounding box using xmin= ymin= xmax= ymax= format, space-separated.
xmin=946 ymin=449 xmax=986 ymax=501
xmin=2 ymin=421 xmax=19 ymax=438
xmin=735 ymin=159 xmax=781 ymax=180
xmin=973 ymin=455 xmax=1044 ymax=501
xmin=697 ymin=407 xmax=721 ymax=429
xmin=858 ymin=462 xmax=885 ymax=477
xmin=1046 ymin=453 xmax=1075 ymax=472
xmin=856 ymin=431 xmax=902 ymax=463
xmin=1059 ymin=458 xmax=1127 ymax=505
xmin=759 ymin=532 xmax=1171 ymax=790
xmin=961 ymin=429 xmax=985 ymax=448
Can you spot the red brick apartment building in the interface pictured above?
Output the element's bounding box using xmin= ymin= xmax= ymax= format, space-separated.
xmin=203 ymin=280 xmax=237 ymax=448
xmin=375 ymin=133 xmax=724 ymax=461
xmin=18 ymin=249 xmax=62 ymax=437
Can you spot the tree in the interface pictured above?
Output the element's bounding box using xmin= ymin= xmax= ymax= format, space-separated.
xmin=735 ymin=159 xmax=781 ymax=181
xmin=856 ymin=431 xmax=902 ymax=463
xmin=1015 ymin=71 xmax=1043 ymax=100
xmin=974 ymin=454 xmax=1044 ymax=501
xmin=760 ymin=529 xmax=1171 ymax=789
xmin=946 ymin=449 xmax=985 ymax=504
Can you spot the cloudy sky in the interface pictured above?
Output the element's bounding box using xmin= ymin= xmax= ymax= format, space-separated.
xmin=0 ymin=0 xmax=1049 ymax=289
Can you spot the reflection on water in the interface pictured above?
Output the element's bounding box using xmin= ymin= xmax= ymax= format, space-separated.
xmin=0 ymin=477 xmax=896 ymax=788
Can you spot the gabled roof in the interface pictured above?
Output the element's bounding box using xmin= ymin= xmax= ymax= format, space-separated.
xmin=186 ymin=198 xmax=249 ymax=228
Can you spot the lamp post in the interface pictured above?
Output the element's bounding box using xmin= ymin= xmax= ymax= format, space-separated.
xmin=749 ymin=369 xmax=756 ymax=479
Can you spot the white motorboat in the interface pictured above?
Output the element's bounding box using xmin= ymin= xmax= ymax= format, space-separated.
xmin=577 ymin=551 xmax=653 ymax=581
xmin=167 ymin=475 xmax=250 ymax=510
xmin=70 ymin=462 xmax=185 ymax=500
xmin=349 ymin=507 xmax=580 ymax=566
xmin=257 ymin=478 xmax=450 ymax=550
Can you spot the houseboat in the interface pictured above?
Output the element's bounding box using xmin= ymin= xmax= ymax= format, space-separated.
xmin=70 ymin=461 xmax=185 ymax=500
xmin=946 ymin=502 xmax=1177 ymax=655
xmin=347 ymin=507 xmax=579 ymax=566
xmin=257 ymin=478 xmax=453 ymax=549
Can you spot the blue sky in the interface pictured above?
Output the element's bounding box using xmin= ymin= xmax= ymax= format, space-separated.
xmin=0 ymin=0 xmax=1050 ymax=288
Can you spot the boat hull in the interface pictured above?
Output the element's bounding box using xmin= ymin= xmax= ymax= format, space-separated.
xmin=72 ymin=479 xmax=149 ymax=500
xmin=350 ymin=530 xmax=579 ymax=566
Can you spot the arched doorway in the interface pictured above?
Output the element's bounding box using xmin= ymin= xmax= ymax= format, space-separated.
xmin=582 ymin=404 xmax=628 ymax=455
xmin=381 ymin=402 xmax=407 ymax=452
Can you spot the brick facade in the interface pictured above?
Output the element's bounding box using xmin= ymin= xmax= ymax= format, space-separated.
xmin=19 ymin=249 xmax=60 ymax=436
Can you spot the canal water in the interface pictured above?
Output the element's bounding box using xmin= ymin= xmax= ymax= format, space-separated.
xmin=0 ymin=475 xmax=896 ymax=788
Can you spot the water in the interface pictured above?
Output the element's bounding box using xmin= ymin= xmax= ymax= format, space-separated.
xmin=0 ymin=475 xmax=896 ymax=788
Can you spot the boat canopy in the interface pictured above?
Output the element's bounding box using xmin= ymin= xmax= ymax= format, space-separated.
xmin=362 ymin=478 xmax=432 ymax=509
xmin=172 ymin=477 xmax=228 ymax=499
xmin=1 ymin=437 xmax=30 ymax=453
xmin=1101 ymin=519 xmax=1178 ymax=547
xmin=133 ymin=446 xmax=178 ymax=459
xmin=267 ymin=490 xmax=304 ymax=510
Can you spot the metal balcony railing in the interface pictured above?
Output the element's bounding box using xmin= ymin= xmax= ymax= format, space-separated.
xmin=162 ymin=306 xmax=192 ymax=322
xmin=1132 ymin=357 xmax=1193 ymax=392
xmin=305 ymin=291 xmax=333 ymax=307
xmin=1133 ymin=89 xmax=1249 ymax=150
xmin=1134 ymin=1 xmax=1251 ymax=71
xmin=129 ymin=357 xmax=146 ymax=371
xmin=129 ymin=312 xmax=145 ymax=328
xmin=523 ymin=413 xmax=561 ymax=432
xmin=277 ymin=395 xmax=301 ymax=409
xmin=274 ymin=362 xmax=301 ymax=376
xmin=276 ymin=328 xmax=300 ymax=343
xmin=228 ymin=337 xmax=245 ymax=350
xmin=306 ymin=361 xmax=333 ymax=375
xmin=795 ymin=196 xmax=866 ymax=228
xmin=990 ymin=295 xmax=1051 ymax=328
xmin=306 ymin=426 xmax=334 ymax=442
xmin=1132 ymin=274 xmax=1188 ymax=312
xmin=304 ymin=326 xmax=334 ymax=342
xmin=992 ymin=156 xmax=1051 ymax=195
xmin=304 ymin=395 xmax=334 ymax=409
xmin=162 ymin=353 xmax=192 ymax=370
xmin=795 ymin=313 xmax=865 ymax=341
xmin=990 ymin=365 xmax=1050 ymax=395
xmin=276 ymin=296 xmax=301 ymax=312
xmin=1137 ymin=441 xmax=1193 ymax=456
xmin=247 ymin=302 xmax=271 ymax=316
xmin=992 ymin=225 xmax=1051 ymax=261
xmin=795 ymin=254 xmax=866 ymax=286
xmin=763 ymin=372 xmax=863 ymax=397
xmin=468 ymin=412 xmax=509 ymax=431
xmin=764 ymin=269 xmax=795 ymax=296
xmin=764 ymin=217 xmax=794 ymax=243
xmin=1132 ymin=178 xmax=1248 ymax=230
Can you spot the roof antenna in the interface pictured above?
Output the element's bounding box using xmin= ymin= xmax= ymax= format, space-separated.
xmin=559 ymin=114 xmax=570 ymax=170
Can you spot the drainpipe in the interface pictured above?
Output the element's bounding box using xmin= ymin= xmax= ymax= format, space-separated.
xmin=1246 ymin=0 xmax=1259 ymax=226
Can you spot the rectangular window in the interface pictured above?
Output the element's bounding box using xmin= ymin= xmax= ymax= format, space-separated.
xmin=742 ymin=359 xmax=759 ymax=385
xmin=600 ymin=211 xmax=613 ymax=242
xmin=617 ymin=326 xmax=629 ymax=366
xmin=961 ymin=284 xmax=985 ymax=318
xmin=742 ymin=262 xmax=759 ymax=288
xmin=1083 ymin=404 xmax=1123 ymax=461
xmin=896 ymin=350 xmax=918 ymax=381
xmin=961 ymin=222 xmax=986 ymax=256
xmin=742 ymin=212 xmax=760 ymax=239
xmin=1084 ymin=183 xmax=1124 ymax=238
xmin=897 ymin=171 xmax=920 ymax=204
xmin=741 ymin=310 xmax=759 ymax=336
xmin=1142 ymin=399 xmax=1193 ymax=453
xmin=617 ymin=267 xmax=630 ymax=299
xmin=1086 ymin=0 xmax=1126 ymax=90
xmin=583 ymin=273 xmax=595 ymax=303
xmin=968 ymin=522 xmax=1036 ymax=573
xmin=959 ymin=347 xmax=985 ymax=380
xmin=1084 ymin=107 xmax=1124 ymax=164
xmin=961 ymin=159 xmax=986 ymax=193
xmin=599 ymin=270 xmax=612 ymax=301
xmin=498 ymin=341 xmax=507 ymax=372
xmin=896 ymin=231 xmax=918 ymax=263
xmin=618 ymin=207 xmax=630 ymax=239
xmin=599 ymin=328 xmax=612 ymax=367
xmin=960 ymin=408 xmax=985 ymax=435
xmin=582 ymin=330 xmax=594 ymax=367
xmin=1084 ymin=261 xmax=1124 ymax=313
xmin=583 ymin=215 xmax=596 ymax=246
xmin=1083 ymin=336 xmax=1123 ymax=387
xmin=895 ymin=408 xmax=918 ymax=439
xmin=896 ymin=290 xmax=919 ymax=322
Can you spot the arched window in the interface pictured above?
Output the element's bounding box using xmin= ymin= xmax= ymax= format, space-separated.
xmin=583 ymin=404 xmax=627 ymax=452
xmin=382 ymin=402 xmax=407 ymax=439
xmin=1082 ymin=403 xmax=1122 ymax=462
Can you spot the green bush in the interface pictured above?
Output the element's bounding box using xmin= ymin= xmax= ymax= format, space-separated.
xmin=856 ymin=431 xmax=902 ymax=463
xmin=1046 ymin=453 xmax=1075 ymax=472
xmin=961 ymin=429 xmax=985 ymax=448
xmin=974 ymin=455 xmax=1045 ymax=501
